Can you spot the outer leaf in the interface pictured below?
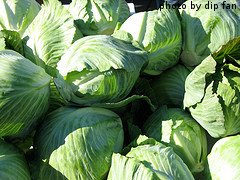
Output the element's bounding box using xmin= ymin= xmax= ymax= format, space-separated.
xmin=216 ymin=65 xmax=240 ymax=136
xmin=0 ymin=50 xmax=51 ymax=137
xmin=116 ymin=8 xmax=182 ymax=75
xmin=24 ymin=0 xmax=82 ymax=68
xmin=189 ymin=81 xmax=226 ymax=138
xmin=0 ymin=139 xmax=31 ymax=179
xmin=121 ymin=135 xmax=164 ymax=155
xmin=0 ymin=30 xmax=23 ymax=54
xmin=48 ymin=79 xmax=67 ymax=113
xmin=91 ymin=95 xmax=156 ymax=111
xmin=133 ymin=78 xmax=158 ymax=108
xmin=35 ymin=107 xmax=124 ymax=180
xmin=68 ymin=0 xmax=130 ymax=35
xmin=108 ymin=153 xmax=167 ymax=180
xmin=184 ymin=55 xmax=216 ymax=108
xmin=128 ymin=146 xmax=194 ymax=180
xmin=0 ymin=0 xmax=40 ymax=36
xmin=213 ymin=36 xmax=240 ymax=64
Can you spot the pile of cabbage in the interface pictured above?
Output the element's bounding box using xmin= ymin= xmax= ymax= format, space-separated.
xmin=0 ymin=0 xmax=240 ymax=179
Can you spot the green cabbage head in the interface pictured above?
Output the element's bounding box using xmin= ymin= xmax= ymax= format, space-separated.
xmin=0 ymin=50 xmax=51 ymax=138
xmin=55 ymin=35 xmax=148 ymax=107
xmin=23 ymin=0 xmax=83 ymax=68
xmin=108 ymin=135 xmax=194 ymax=180
xmin=114 ymin=8 xmax=182 ymax=75
xmin=181 ymin=0 xmax=240 ymax=66
xmin=0 ymin=139 xmax=31 ymax=179
xmin=207 ymin=135 xmax=240 ymax=180
xmin=143 ymin=106 xmax=207 ymax=173
xmin=184 ymin=54 xmax=240 ymax=138
xmin=34 ymin=106 xmax=124 ymax=180
xmin=150 ymin=64 xmax=190 ymax=107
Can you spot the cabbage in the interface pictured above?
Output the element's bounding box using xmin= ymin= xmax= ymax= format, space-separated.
xmin=68 ymin=0 xmax=130 ymax=35
xmin=181 ymin=0 xmax=240 ymax=66
xmin=24 ymin=0 xmax=82 ymax=68
xmin=114 ymin=8 xmax=182 ymax=75
xmin=143 ymin=106 xmax=207 ymax=173
xmin=0 ymin=139 xmax=31 ymax=179
xmin=207 ymin=135 xmax=240 ymax=180
xmin=0 ymin=50 xmax=51 ymax=137
xmin=150 ymin=64 xmax=190 ymax=107
xmin=34 ymin=106 xmax=124 ymax=180
xmin=54 ymin=35 xmax=148 ymax=107
xmin=184 ymin=54 xmax=240 ymax=138
xmin=0 ymin=0 xmax=40 ymax=37
xmin=108 ymin=135 xmax=194 ymax=180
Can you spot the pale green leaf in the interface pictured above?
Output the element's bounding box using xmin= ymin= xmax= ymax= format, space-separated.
xmin=24 ymin=0 xmax=82 ymax=68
